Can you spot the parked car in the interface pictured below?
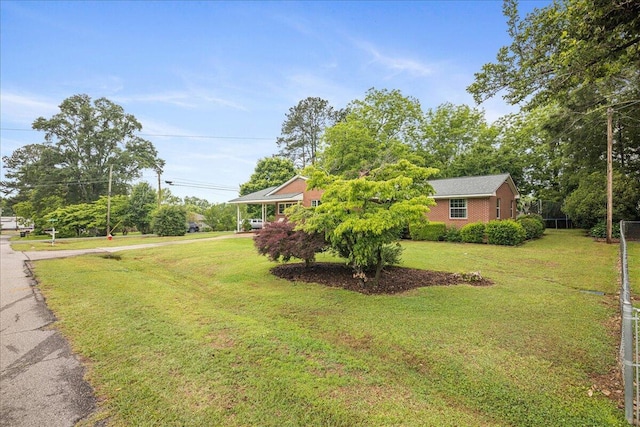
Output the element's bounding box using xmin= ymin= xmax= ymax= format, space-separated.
xmin=249 ymin=219 xmax=263 ymax=229
xmin=187 ymin=222 xmax=200 ymax=233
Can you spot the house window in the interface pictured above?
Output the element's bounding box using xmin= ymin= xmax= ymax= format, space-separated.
xmin=510 ymin=200 xmax=514 ymax=218
xmin=496 ymin=198 xmax=501 ymax=219
xmin=449 ymin=199 xmax=467 ymax=219
xmin=311 ymin=200 xmax=321 ymax=207
xmin=278 ymin=202 xmax=296 ymax=215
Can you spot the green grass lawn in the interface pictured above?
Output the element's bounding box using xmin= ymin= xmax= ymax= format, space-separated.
xmin=34 ymin=229 xmax=627 ymax=426
xmin=9 ymin=231 xmax=233 ymax=251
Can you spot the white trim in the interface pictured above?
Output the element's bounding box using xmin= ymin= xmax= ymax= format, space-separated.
xmin=433 ymin=193 xmax=495 ymax=200
xmin=229 ymin=193 xmax=304 ymax=205
xmin=449 ymin=198 xmax=468 ymax=219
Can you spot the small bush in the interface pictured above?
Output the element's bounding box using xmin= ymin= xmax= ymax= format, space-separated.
xmin=589 ymin=221 xmax=621 ymax=239
xmin=518 ymin=213 xmax=546 ymax=230
xmin=460 ymin=222 xmax=486 ymax=244
xmin=486 ymin=219 xmax=526 ymax=246
xmin=517 ymin=217 xmax=544 ymax=240
xmin=410 ymin=221 xmax=446 ymax=241
xmin=152 ymin=205 xmax=187 ymax=236
xmin=254 ymin=220 xmax=326 ymax=267
xmin=380 ymin=242 xmax=403 ymax=266
xmin=444 ymin=226 xmax=462 ymax=242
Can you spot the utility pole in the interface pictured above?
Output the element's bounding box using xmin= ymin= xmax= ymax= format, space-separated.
xmin=106 ymin=165 xmax=113 ymax=238
xmin=606 ymin=107 xmax=613 ymax=244
xmin=157 ymin=169 xmax=162 ymax=208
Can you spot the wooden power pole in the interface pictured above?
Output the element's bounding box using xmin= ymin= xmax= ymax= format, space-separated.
xmin=106 ymin=165 xmax=113 ymax=237
xmin=157 ymin=170 xmax=162 ymax=207
xmin=606 ymin=107 xmax=613 ymax=244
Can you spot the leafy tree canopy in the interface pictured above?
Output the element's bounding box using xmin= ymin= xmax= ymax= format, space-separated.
xmin=183 ymin=196 xmax=212 ymax=214
xmin=320 ymin=88 xmax=424 ymax=177
xmin=203 ymin=203 xmax=239 ymax=231
xmin=276 ymin=97 xmax=342 ymax=168
xmin=2 ymin=94 xmax=164 ymax=219
xmin=126 ymin=182 xmax=157 ymax=234
xmin=239 ymin=157 xmax=296 ymax=196
xmin=152 ymin=205 xmax=187 ymax=237
xmin=468 ymin=0 xmax=640 ymax=109
xmin=562 ymin=171 xmax=640 ymax=228
xmin=468 ymin=0 xmax=640 ymax=222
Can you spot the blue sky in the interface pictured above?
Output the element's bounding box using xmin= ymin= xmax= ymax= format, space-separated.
xmin=1 ymin=1 xmax=549 ymax=203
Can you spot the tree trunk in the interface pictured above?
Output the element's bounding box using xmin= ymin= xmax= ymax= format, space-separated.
xmin=373 ymin=247 xmax=384 ymax=286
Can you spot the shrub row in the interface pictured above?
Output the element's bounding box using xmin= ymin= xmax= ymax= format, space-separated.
xmin=409 ymin=222 xmax=447 ymax=241
xmin=410 ymin=215 xmax=545 ymax=246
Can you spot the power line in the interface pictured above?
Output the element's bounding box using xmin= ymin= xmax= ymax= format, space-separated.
xmin=164 ymin=180 xmax=238 ymax=192
xmin=139 ymin=133 xmax=274 ymax=140
xmin=0 ymin=127 xmax=276 ymax=140
xmin=1 ymin=179 xmax=110 ymax=189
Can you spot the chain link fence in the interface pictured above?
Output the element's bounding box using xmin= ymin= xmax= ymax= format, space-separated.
xmin=620 ymin=221 xmax=640 ymax=424
xmin=519 ymin=199 xmax=573 ymax=229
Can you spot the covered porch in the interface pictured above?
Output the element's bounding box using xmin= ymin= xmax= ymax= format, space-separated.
xmin=228 ymin=186 xmax=303 ymax=232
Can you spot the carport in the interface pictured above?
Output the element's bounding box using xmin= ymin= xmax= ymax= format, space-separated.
xmin=228 ymin=185 xmax=303 ymax=232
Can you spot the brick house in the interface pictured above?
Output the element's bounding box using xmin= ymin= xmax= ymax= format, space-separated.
xmin=229 ymin=175 xmax=323 ymax=231
xmin=427 ymin=173 xmax=519 ymax=227
xmin=229 ymin=173 xmax=519 ymax=231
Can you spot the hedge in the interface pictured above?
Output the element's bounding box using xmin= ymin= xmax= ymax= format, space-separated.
xmin=517 ymin=217 xmax=545 ymax=240
xmin=486 ymin=219 xmax=526 ymax=246
xmin=460 ymin=222 xmax=486 ymax=243
xmin=410 ymin=222 xmax=446 ymax=241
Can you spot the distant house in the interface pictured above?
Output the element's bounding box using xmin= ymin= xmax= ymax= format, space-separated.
xmin=229 ymin=173 xmax=519 ymax=231
xmin=0 ymin=216 xmax=35 ymax=231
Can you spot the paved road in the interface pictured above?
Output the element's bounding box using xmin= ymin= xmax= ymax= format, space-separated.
xmin=0 ymin=233 xmax=251 ymax=426
xmin=0 ymin=235 xmax=96 ymax=427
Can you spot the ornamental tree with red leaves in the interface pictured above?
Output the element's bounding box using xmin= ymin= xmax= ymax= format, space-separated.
xmin=254 ymin=220 xmax=326 ymax=267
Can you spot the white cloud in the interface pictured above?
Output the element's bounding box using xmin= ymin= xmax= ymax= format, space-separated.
xmin=116 ymin=89 xmax=247 ymax=111
xmin=354 ymin=40 xmax=434 ymax=78
xmin=0 ymin=92 xmax=59 ymax=125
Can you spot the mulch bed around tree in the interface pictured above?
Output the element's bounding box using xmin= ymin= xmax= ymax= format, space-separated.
xmin=271 ymin=262 xmax=493 ymax=295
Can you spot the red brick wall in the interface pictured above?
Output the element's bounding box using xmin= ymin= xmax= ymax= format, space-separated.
xmin=273 ymin=178 xmax=307 ymax=195
xmin=303 ymin=189 xmax=323 ymax=207
xmin=275 ymin=178 xmax=518 ymax=226
xmin=273 ymin=178 xmax=322 ymax=220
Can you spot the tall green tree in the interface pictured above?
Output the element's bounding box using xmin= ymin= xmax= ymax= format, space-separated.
xmin=468 ymin=0 xmax=639 ymax=109
xmin=2 ymin=94 xmax=164 ymax=218
xmin=320 ymin=88 xmax=423 ymax=178
xmin=468 ymin=0 xmax=640 ymax=222
xmin=239 ymin=157 xmax=296 ymax=196
xmin=126 ymin=182 xmax=157 ymax=234
xmin=494 ymin=105 xmax=563 ymax=199
xmin=419 ymin=103 xmax=499 ymax=177
xmin=276 ymin=97 xmax=342 ymax=168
